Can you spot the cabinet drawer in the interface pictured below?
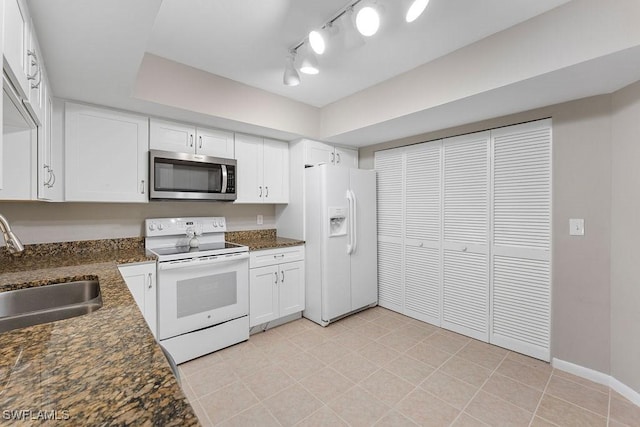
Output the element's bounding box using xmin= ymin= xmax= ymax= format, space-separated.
xmin=250 ymin=245 xmax=305 ymax=268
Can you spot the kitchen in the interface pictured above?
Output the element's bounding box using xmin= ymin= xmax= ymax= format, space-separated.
xmin=2 ymin=0 xmax=640 ymax=426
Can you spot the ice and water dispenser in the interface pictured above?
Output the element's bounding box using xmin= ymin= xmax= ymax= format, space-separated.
xmin=328 ymin=207 xmax=347 ymax=237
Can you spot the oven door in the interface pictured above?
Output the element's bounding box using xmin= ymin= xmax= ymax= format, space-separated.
xmin=149 ymin=149 xmax=236 ymax=201
xmin=157 ymin=252 xmax=249 ymax=340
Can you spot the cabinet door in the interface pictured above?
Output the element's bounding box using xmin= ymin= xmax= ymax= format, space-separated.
xmin=442 ymin=131 xmax=490 ymax=341
xmin=37 ymin=77 xmax=53 ymax=200
xmin=65 ymin=103 xmax=148 ymax=202
xmin=25 ymin=24 xmax=44 ymax=125
xmin=304 ymin=139 xmax=335 ymax=166
xmin=262 ymin=138 xmax=289 ymax=203
xmin=196 ymin=127 xmax=234 ymax=158
xmin=234 ymin=133 xmax=264 ymax=203
xmin=250 ymin=265 xmax=279 ymax=327
xmin=149 ymin=118 xmax=195 ymax=153
xmin=335 ymin=147 xmax=358 ymax=168
xmin=118 ymin=263 xmax=157 ymax=337
xmin=3 ymin=0 xmax=30 ymax=98
xmin=278 ymin=261 xmax=304 ymax=317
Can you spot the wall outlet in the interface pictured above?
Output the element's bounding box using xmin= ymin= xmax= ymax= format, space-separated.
xmin=569 ymin=218 xmax=585 ymax=236
xmin=257 ymin=214 xmax=263 ymax=225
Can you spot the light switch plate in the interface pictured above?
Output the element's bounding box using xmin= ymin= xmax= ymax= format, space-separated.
xmin=569 ymin=218 xmax=585 ymax=236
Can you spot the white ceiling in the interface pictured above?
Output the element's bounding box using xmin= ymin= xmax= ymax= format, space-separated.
xmin=26 ymin=0 xmax=640 ymax=147
xmin=146 ymin=0 xmax=571 ymax=108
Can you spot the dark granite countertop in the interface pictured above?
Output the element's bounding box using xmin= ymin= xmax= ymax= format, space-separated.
xmin=226 ymin=229 xmax=304 ymax=251
xmin=0 ymin=239 xmax=198 ymax=426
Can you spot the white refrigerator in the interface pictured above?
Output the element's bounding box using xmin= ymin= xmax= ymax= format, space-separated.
xmin=303 ymin=164 xmax=377 ymax=326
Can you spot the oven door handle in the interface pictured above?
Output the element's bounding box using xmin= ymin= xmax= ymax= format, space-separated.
xmin=158 ymin=252 xmax=249 ymax=271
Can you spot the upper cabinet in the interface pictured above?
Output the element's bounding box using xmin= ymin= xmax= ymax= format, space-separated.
xmin=37 ymin=81 xmax=63 ymax=201
xmin=65 ymin=103 xmax=148 ymax=203
xmin=303 ymin=139 xmax=358 ymax=168
xmin=149 ymin=118 xmax=234 ymax=158
xmin=235 ymin=133 xmax=289 ymax=204
xmin=3 ymin=0 xmax=30 ymax=99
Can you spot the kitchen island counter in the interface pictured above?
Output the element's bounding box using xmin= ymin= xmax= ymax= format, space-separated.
xmin=0 ymin=239 xmax=198 ymax=426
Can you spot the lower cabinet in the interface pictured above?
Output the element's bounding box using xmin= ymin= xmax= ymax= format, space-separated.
xmin=249 ymin=246 xmax=304 ymax=327
xmin=118 ymin=261 xmax=157 ymax=338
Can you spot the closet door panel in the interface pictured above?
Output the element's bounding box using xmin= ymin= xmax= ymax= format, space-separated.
xmin=375 ymin=149 xmax=404 ymax=312
xmin=404 ymin=142 xmax=442 ymax=325
xmin=442 ymin=132 xmax=490 ymax=341
xmin=490 ymin=119 xmax=551 ymax=361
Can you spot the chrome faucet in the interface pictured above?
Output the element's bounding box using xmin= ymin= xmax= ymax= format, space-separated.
xmin=0 ymin=214 xmax=24 ymax=255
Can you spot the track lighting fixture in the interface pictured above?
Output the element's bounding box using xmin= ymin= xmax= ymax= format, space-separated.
xmin=406 ymin=0 xmax=430 ymax=23
xmin=298 ymin=45 xmax=319 ymax=75
xmin=355 ymin=2 xmax=381 ymax=37
xmin=282 ymin=52 xmax=300 ymax=86
xmin=282 ymin=0 xmax=432 ymax=86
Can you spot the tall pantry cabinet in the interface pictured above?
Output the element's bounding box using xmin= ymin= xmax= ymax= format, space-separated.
xmin=375 ymin=119 xmax=551 ymax=361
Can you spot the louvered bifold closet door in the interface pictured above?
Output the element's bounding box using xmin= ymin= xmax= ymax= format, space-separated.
xmin=490 ymin=119 xmax=551 ymax=361
xmin=442 ymin=131 xmax=490 ymax=341
xmin=404 ymin=142 xmax=442 ymax=325
xmin=375 ymin=149 xmax=404 ymax=312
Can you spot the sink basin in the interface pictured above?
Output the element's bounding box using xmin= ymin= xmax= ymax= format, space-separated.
xmin=0 ymin=280 xmax=103 ymax=333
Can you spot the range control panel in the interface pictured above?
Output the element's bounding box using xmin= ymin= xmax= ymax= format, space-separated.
xmin=145 ymin=217 xmax=227 ymax=237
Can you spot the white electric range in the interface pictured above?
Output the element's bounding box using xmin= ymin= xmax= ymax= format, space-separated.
xmin=145 ymin=217 xmax=249 ymax=364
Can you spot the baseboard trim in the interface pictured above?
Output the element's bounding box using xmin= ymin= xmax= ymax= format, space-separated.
xmin=552 ymin=358 xmax=640 ymax=407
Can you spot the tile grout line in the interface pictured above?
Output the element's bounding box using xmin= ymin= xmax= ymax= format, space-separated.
xmin=448 ymin=349 xmax=510 ymax=426
xmin=528 ymin=362 xmax=554 ymax=427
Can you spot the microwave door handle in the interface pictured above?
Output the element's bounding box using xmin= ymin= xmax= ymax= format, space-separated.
xmin=221 ymin=165 xmax=228 ymax=194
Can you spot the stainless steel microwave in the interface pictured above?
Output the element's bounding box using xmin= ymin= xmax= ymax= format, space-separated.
xmin=149 ymin=150 xmax=236 ymax=201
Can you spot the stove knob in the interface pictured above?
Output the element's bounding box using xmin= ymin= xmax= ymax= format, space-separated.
xmin=148 ymin=223 xmax=156 ymax=231
xmin=212 ymin=221 xmax=218 ymax=228
xmin=157 ymin=223 xmax=164 ymax=231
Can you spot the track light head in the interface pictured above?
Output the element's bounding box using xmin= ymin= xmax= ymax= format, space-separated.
xmin=355 ymin=2 xmax=381 ymax=37
xmin=299 ymin=44 xmax=319 ymax=75
xmin=406 ymin=0 xmax=430 ymax=23
xmin=283 ymin=52 xmax=300 ymax=86
xmin=309 ymin=29 xmax=326 ymax=55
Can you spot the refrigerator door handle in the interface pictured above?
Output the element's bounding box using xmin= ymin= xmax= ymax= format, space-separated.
xmin=350 ymin=190 xmax=358 ymax=254
xmin=346 ymin=190 xmax=354 ymax=255
xmin=346 ymin=190 xmax=357 ymax=255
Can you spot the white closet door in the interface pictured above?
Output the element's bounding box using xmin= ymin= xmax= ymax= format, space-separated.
xmin=375 ymin=149 xmax=404 ymax=312
xmin=490 ymin=119 xmax=551 ymax=361
xmin=404 ymin=142 xmax=442 ymax=325
xmin=442 ymin=131 xmax=490 ymax=341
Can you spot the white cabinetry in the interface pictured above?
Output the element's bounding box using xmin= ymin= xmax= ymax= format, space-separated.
xmin=375 ymin=119 xmax=551 ymax=361
xmin=65 ymin=102 xmax=148 ymax=202
xmin=249 ymin=246 xmax=305 ymax=327
xmin=149 ymin=118 xmax=234 ymax=158
xmin=3 ymin=0 xmax=30 ymax=99
xmin=235 ymin=133 xmax=289 ymax=204
xmin=37 ymin=77 xmax=62 ymax=201
xmin=304 ymin=139 xmax=357 ymax=168
xmin=118 ymin=262 xmax=157 ymax=337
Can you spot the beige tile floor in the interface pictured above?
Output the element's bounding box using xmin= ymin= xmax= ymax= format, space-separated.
xmin=178 ymin=307 xmax=640 ymax=426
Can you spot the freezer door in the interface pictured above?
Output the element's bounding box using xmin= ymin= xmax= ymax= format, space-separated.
xmin=349 ymin=169 xmax=378 ymax=309
xmin=321 ymin=167 xmax=352 ymax=320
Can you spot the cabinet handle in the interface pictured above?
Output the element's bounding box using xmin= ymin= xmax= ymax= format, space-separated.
xmin=26 ymin=50 xmax=39 ymax=79
xmin=190 ymin=134 xmax=194 ymax=148
xmin=49 ymin=169 xmax=56 ymax=188
xmin=281 ymin=270 xmax=285 ymax=283
xmin=147 ymin=273 xmax=153 ymax=289
xmin=259 ymin=186 xmax=263 ymax=197
xmin=140 ymin=180 xmax=145 ymax=194
xmin=199 ymin=135 xmax=203 ymax=149
xmin=265 ymin=186 xmax=269 ymax=198
xmin=274 ymin=271 xmax=278 ymax=284
xmin=43 ymin=165 xmax=52 ymax=187
xmin=331 ymin=152 xmax=335 ymax=164
xmin=273 ymin=254 xmax=285 ymax=259
xmin=336 ymin=153 xmax=341 ymax=164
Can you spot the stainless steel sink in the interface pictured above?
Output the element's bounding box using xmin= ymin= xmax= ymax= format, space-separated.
xmin=0 ymin=280 xmax=102 ymax=333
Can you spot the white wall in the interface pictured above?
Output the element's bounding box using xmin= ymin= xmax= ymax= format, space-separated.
xmin=611 ymin=80 xmax=640 ymax=393
xmin=0 ymin=201 xmax=275 ymax=244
